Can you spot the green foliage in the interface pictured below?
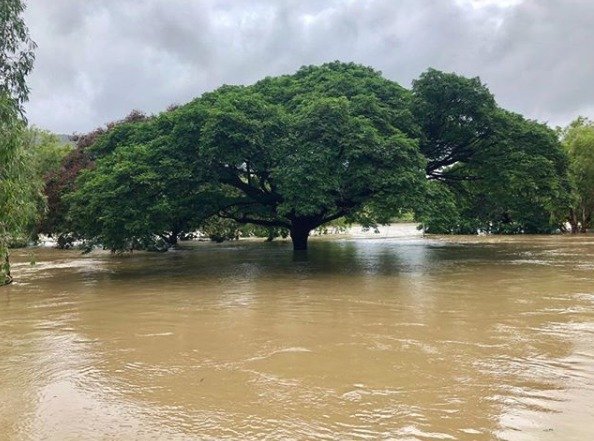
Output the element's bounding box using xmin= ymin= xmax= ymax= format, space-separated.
xmin=414 ymin=71 xmax=570 ymax=234
xmin=15 ymin=128 xmax=72 ymax=242
xmin=39 ymin=111 xmax=150 ymax=246
xmin=0 ymin=0 xmax=36 ymax=284
xmin=0 ymin=96 xmax=43 ymax=284
xmin=197 ymin=62 xmax=427 ymax=249
xmin=0 ymin=128 xmax=65 ymax=250
xmin=27 ymin=128 xmax=73 ymax=178
xmin=415 ymin=181 xmax=464 ymax=234
xmin=68 ymin=62 xmax=427 ymax=251
xmin=313 ymin=218 xmax=350 ymax=235
xmin=196 ymin=216 xmax=290 ymax=243
xmin=0 ymin=0 xmax=36 ymax=114
xmin=412 ymin=68 xmax=496 ymax=178
xmin=67 ymin=110 xmax=220 ymax=252
xmin=39 ymin=145 xmax=93 ymax=244
xmin=200 ymin=217 xmax=240 ymax=243
xmin=64 ymin=62 xmax=573 ymax=252
xmin=561 ymin=117 xmax=594 ymax=232
xmin=245 ymin=224 xmax=289 ymax=241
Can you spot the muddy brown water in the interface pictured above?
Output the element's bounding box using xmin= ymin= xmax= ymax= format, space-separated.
xmin=1 ymin=231 xmax=593 ymax=440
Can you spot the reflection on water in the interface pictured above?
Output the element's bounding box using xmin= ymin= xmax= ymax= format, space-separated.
xmin=1 ymin=232 xmax=594 ymax=440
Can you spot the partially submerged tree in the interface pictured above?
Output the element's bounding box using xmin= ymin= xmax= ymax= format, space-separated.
xmin=0 ymin=0 xmax=37 ymax=285
xmin=69 ymin=135 xmax=215 ymax=252
xmin=65 ymin=62 xmax=572 ymax=252
xmin=414 ymin=70 xmax=570 ymax=234
xmin=39 ymin=111 xmax=149 ymax=247
xmin=561 ymin=117 xmax=594 ymax=232
xmin=67 ymin=110 xmax=218 ymax=251
xmin=68 ymin=63 xmax=427 ymax=251
xmin=198 ymin=63 xmax=427 ymax=250
xmin=40 ymin=144 xmax=93 ymax=247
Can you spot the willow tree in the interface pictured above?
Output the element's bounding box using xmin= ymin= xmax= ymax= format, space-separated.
xmin=0 ymin=0 xmax=37 ymax=285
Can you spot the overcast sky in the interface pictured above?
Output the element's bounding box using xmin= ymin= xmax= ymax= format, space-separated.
xmin=23 ymin=0 xmax=594 ymax=134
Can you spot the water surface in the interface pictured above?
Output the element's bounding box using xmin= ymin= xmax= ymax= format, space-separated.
xmin=1 ymin=232 xmax=594 ymax=440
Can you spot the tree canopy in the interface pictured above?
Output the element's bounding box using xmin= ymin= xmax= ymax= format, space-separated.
xmin=413 ymin=71 xmax=570 ymax=234
xmin=561 ymin=117 xmax=594 ymax=232
xmin=0 ymin=0 xmax=36 ymax=114
xmin=68 ymin=62 xmax=428 ymax=251
xmin=55 ymin=62 xmax=573 ymax=252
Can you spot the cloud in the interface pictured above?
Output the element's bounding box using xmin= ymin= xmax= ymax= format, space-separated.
xmin=23 ymin=0 xmax=594 ymax=133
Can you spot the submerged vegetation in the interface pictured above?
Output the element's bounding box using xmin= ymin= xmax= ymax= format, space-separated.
xmin=60 ymin=62 xmax=579 ymax=251
xmin=1 ymin=1 xmax=594 ymax=286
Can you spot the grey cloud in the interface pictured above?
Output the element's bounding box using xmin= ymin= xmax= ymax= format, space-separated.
xmin=23 ymin=0 xmax=594 ymax=133
xmin=482 ymin=0 xmax=594 ymax=123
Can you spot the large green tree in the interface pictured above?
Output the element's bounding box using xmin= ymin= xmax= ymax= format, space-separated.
xmin=39 ymin=111 xmax=147 ymax=247
xmin=197 ymin=62 xmax=427 ymax=250
xmin=66 ymin=62 xmax=572 ymax=252
xmin=1 ymin=0 xmax=37 ymax=285
xmin=68 ymin=136 xmax=214 ymax=251
xmin=413 ymin=70 xmax=570 ymax=234
xmin=69 ymin=63 xmax=427 ymax=251
xmin=561 ymin=117 xmax=594 ymax=232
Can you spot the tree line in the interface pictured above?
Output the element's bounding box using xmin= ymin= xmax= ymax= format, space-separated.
xmin=43 ymin=63 xmax=593 ymax=251
xmin=1 ymin=1 xmax=594 ymax=286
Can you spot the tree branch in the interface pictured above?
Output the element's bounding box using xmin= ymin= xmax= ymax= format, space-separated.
xmin=219 ymin=166 xmax=281 ymax=203
xmin=320 ymin=210 xmax=348 ymax=225
xmin=219 ymin=212 xmax=290 ymax=228
xmin=428 ymin=172 xmax=482 ymax=182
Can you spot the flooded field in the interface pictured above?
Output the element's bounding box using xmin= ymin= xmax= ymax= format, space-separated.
xmin=1 ymin=229 xmax=593 ymax=440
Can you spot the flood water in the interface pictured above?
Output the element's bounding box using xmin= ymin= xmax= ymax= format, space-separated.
xmin=1 ymin=229 xmax=594 ymax=440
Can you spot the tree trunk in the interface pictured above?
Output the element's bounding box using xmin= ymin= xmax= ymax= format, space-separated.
xmin=569 ymin=210 xmax=579 ymax=234
xmin=167 ymin=233 xmax=178 ymax=246
xmin=167 ymin=226 xmax=181 ymax=246
xmin=1 ymin=247 xmax=13 ymax=286
xmin=571 ymin=222 xmax=579 ymax=234
xmin=290 ymin=223 xmax=311 ymax=251
xmin=581 ymin=207 xmax=591 ymax=233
